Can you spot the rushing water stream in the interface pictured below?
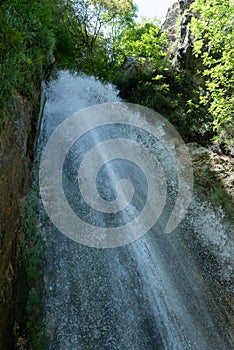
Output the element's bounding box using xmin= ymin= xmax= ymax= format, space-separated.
xmin=38 ymin=71 xmax=233 ymax=349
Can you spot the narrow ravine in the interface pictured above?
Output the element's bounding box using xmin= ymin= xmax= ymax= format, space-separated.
xmin=38 ymin=71 xmax=233 ymax=350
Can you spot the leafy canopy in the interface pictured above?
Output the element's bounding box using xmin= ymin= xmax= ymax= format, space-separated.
xmin=115 ymin=20 xmax=167 ymax=68
xmin=191 ymin=0 xmax=234 ymax=147
xmin=61 ymin=0 xmax=136 ymax=77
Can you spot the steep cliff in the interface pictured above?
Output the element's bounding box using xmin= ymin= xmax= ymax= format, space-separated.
xmin=162 ymin=0 xmax=195 ymax=69
xmin=0 ymin=88 xmax=42 ymax=349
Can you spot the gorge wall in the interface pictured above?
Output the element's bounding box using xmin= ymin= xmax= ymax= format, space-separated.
xmin=0 ymin=88 xmax=42 ymax=349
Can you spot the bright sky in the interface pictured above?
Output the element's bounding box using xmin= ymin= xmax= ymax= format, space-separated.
xmin=134 ymin=0 xmax=177 ymax=21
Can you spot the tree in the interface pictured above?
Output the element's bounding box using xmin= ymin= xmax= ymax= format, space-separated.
xmin=62 ymin=0 xmax=136 ymax=77
xmin=115 ymin=20 xmax=167 ymax=69
xmin=191 ymin=0 xmax=234 ymax=150
xmin=0 ymin=0 xmax=63 ymax=114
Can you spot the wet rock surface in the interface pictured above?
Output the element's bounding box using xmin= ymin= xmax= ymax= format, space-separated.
xmin=188 ymin=142 xmax=234 ymax=199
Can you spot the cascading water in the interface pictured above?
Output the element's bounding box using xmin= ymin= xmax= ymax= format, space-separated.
xmin=38 ymin=71 xmax=233 ymax=349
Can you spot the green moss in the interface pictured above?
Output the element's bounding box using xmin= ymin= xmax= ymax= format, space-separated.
xmin=19 ymin=188 xmax=47 ymax=350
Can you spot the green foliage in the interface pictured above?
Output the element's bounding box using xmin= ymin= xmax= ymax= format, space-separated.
xmin=112 ymin=19 xmax=166 ymax=113
xmin=191 ymin=0 xmax=234 ymax=150
xmin=0 ymin=0 xmax=138 ymax=98
xmin=57 ymin=0 xmax=136 ymax=78
xmin=111 ymin=17 xmax=211 ymax=139
xmin=0 ymin=0 xmax=57 ymax=119
xmin=115 ymin=20 xmax=167 ymax=68
xmin=111 ymin=19 xmax=184 ymax=127
xmin=20 ymin=192 xmax=47 ymax=350
xmin=68 ymin=0 xmax=136 ymax=44
xmin=112 ymin=5 xmax=233 ymax=146
xmin=115 ymin=57 xmax=212 ymax=141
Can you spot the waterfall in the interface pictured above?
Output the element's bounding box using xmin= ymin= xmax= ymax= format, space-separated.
xmin=37 ymin=71 xmax=233 ymax=349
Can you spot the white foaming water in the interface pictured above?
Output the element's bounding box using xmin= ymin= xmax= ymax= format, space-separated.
xmin=39 ymin=71 xmax=234 ymax=349
xmin=189 ymin=197 xmax=234 ymax=291
xmin=41 ymin=71 xmax=121 ymax=141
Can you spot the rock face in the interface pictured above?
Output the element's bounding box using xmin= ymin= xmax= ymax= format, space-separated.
xmin=177 ymin=0 xmax=195 ymax=68
xmin=120 ymin=56 xmax=142 ymax=74
xmin=188 ymin=142 xmax=234 ymax=200
xmin=162 ymin=0 xmax=195 ymax=68
xmin=178 ymin=0 xmax=194 ymax=11
xmin=0 ymin=90 xmax=41 ymax=349
xmin=162 ymin=2 xmax=180 ymax=46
